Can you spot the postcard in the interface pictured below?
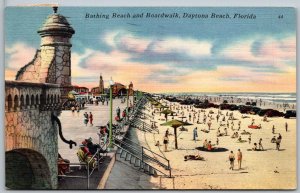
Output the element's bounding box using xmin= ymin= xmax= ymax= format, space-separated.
xmin=4 ymin=6 xmax=296 ymax=190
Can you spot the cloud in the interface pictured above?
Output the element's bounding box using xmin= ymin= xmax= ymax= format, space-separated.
xmin=5 ymin=42 xmax=36 ymax=79
xmin=150 ymin=37 xmax=212 ymax=57
xmin=71 ymin=48 xmax=174 ymax=89
xmin=219 ymin=35 xmax=296 ymax=70
xmin=103 ymin=31 xmax=151 ymax=53
xmin=103 ymin=30 xmax=213 ymax=57
xmin=5 ymin=32 xmax=296 ymax=93
xmin=52 ymin=33 xmax=298 ymax=92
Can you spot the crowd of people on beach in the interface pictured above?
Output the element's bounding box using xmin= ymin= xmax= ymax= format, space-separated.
xmin=147 ymin=96 xmax=290 ymax=172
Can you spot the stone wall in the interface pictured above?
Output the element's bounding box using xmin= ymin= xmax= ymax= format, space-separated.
xmin=52 ymin=45 xmax=71 ymax=86
xmin=15 ymin=50 xmax=41 ymax=82
xmin=5 ymin=81 xmax=61 ymax=189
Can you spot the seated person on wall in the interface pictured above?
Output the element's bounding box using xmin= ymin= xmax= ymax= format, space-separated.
xmin=80 ymin=140 xmax=92 ymax=156
xmin=99 ymin=126 xmax=108 ymax=144
xmin=58 ymin=153 xmax=71 ymax=175
xmin=85 ymin=137 xmax=107 ymax=154
xmin=77 ymin=142 xmax=97 ymax=169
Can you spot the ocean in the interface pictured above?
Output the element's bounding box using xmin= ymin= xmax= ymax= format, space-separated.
xmin=161 ymin=92 xmax=297 ymax=104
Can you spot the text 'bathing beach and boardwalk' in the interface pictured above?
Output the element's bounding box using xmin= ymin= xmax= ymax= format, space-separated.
xmin=85 ymin=12 xmax=257 ymax=19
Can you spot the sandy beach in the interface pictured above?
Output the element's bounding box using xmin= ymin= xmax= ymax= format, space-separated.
xmin=118 ymin=97 xmax=297 ymax=189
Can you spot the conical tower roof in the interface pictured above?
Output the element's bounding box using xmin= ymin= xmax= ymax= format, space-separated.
xmin=38 ymin=6 xmax=75 ymax=37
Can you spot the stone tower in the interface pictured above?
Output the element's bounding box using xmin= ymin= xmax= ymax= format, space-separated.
xmin=99 ymin=74 xmax=104 ymax=94
xmin=16 ymin=6 xmax=75 ymax=101
xmin=128 ymin=81 xmax=134 ymax=96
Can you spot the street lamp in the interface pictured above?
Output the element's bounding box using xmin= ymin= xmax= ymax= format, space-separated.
xmin=126 ymin=82 xmax=130 ymax=120
xmin=109 ymin=77 xmax=114 ymax=149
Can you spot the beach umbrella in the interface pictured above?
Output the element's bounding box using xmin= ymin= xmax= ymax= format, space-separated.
xmin=155 ymin=104 xmax=169 ymax=116
xmin=154 ymin=103 xmax=169 ymax=109
xmin=150 ymin=101 xmax=160 ymax=106
xmin=160 ymin=109 xmax=176 ymax=122
xmin=161 ymin=120 xmax=193 ymax=149
xmin=160 ymin=109 xmax=175 ymax=115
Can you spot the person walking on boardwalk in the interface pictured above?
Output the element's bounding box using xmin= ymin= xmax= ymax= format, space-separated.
xmin=83 ymin=112 xmax=89 ymax=126
xmin=163 ymin=133 xmax=169 ymax=152
xmin=258 ymin=138 xmax=264 ymax=150
xmin=89 ymin=112 xmax=93 ymax=126
xmin=237 ymin=149 xmax=242 ymax=170
xmin=116 ymin=106 xmax=121 ymax=118
xmin=229 ymin=151 xmax=235 ymax=170
xmin=285 ymin=122 xmax=288 ymax=132
xmin=272 ymin=125 xmax=275 ymax=134
xmin=193 ymin=127 xmax=198 ymax=142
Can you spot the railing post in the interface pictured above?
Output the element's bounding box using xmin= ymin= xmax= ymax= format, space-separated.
xmin=141 ymin=146 xmax=144 ymax=163
xmin=97 ymin=149 xmax=100 ymax=172
xmin=87 ymin=162 xmax=90 ymax=189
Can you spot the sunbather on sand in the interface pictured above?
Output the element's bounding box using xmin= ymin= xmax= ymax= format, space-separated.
xmin=184 ymin=153 xmax=204 ymax=161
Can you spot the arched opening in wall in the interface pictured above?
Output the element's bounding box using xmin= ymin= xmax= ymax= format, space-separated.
xmin=47 ymin=95 xmax=50 ymax=104
xmin=118 ymin=88 xmax=127 ymax=97
xmin=31 ymin=95 xmax=35 ymax=106
xmin=40 ymin=94 xmax=44 ymax=105
xmin=35 ymin=95 xmax=39 ymax=105
xmin=26 ymin=95 xmax=30 ymax=107
xmin=50 ymin=95 xmax=53 ymax=104
xmin=13 ymin=95 xmax=19 ymax=110
xmin=7 ymin=95 xmax=12 ymax=110
xmin=5 ymin=148 xmax=52 ymax=189
xmin=20 ymin=95 xmax=24 ymax=107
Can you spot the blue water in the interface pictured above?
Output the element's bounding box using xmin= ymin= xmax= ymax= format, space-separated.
xmin=161 ymin=92 xmax=297 ymax=104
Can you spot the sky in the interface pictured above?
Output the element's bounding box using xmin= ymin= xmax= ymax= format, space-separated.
xmin=5 ymin=7 xmax=296 ymax=93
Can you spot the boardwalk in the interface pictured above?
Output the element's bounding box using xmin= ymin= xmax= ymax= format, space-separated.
xmin=57 ymin=98 xmax=130 ymax=189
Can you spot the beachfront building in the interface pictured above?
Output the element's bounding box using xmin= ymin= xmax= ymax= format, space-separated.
xmin=112 ymin=82 xmax=127 ymax=96
xmin=72 ymin=85 xmax=89 ymax=93
xmin=128 ymin=81 xmax=134 ymax=96
xmin=90 ymin=74 xmax=133 ymax=97
xmin=99 ymin=74 xmax=105 ymax=94
xmin=90 ymin=74 xmax=105 ymax=94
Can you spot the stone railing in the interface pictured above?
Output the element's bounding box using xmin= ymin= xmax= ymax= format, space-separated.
xmin=5 ymin=81 xmax=61 ymax=112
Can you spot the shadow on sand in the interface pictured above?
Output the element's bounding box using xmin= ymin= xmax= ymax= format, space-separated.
xmin=196 ymin=146 xmax=229 ymax=152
